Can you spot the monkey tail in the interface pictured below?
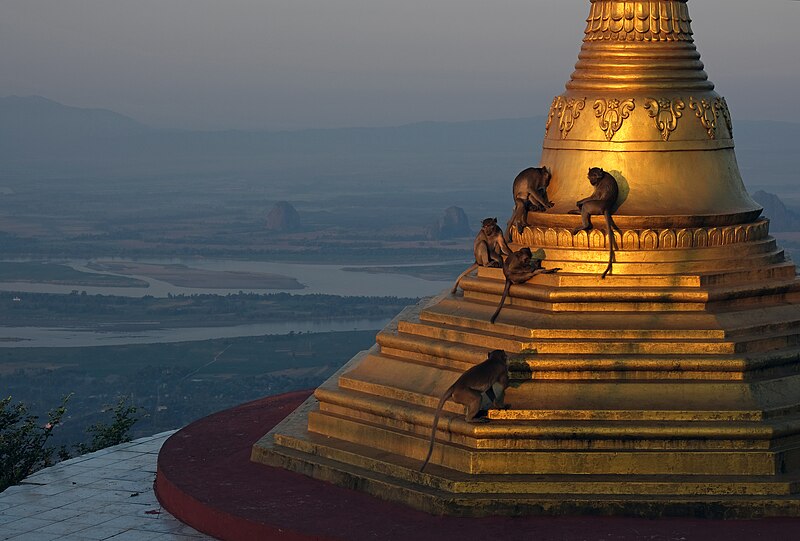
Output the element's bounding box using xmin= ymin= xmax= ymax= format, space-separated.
xmin=451 ymin=263 xmax=479 ymax=294
xmin=505 ymin=217 xmax=515 ymax=244
xmin=489 ymin=280 xmax=512 ymax=324
xmin=420 ymin=384 xmax=455 ymax=472
xmin=601 ymin=210 xmax=618 ymax=279
xmin=606 ymin=210 xmax=622 ymax=234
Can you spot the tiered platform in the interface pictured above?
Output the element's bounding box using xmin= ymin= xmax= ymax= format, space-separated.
xmin=253 ymin=218 xmax=800 ymax=517
xmin=154 ymin=392 xmax=800 ymax=540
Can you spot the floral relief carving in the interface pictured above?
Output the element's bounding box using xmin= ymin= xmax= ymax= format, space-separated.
xmin=574 ymin=230 xmax=589 ymax=249
xmin=689 ymin=97 xmax=718 ymax=139
xmin=623 ymin=230 xmax=640 ymax=250
xmin=593 ymin=98 xmax=635 ymax=141
xmin=714 ymin=97 xmax=733 ymax=137
xmin=558 ymin=98 xmax=586 ymax=139
xmin=545 ymin=96 xmax=563 ymax=137
xmin=722 ymin=227 xmax=735 ymax=245
xmin=708 ymin=228 xmax=722 ymax=246
xmin=533 ymin=227 xmax=546 ymax=246
xmin=658 ymin=229 xmax=677 ymax=249
xmin=511 ymin=221 xmax=769 ymax=250
xmin=558 ymin=229 xmax=573 ymax=247
xmin=545 ymin=228 xmax=558 ymax=246
xmin=641 ymin=230 xmax=658 ymax=250
xmin=676 ymin=229 xmax=692 ymax=248
xmin=589 ymin=229 xmax=606 ymax=249
xmin=585 ymin=0 xmax=693 ymax=42
xmin=693 ymin=229 xmax=708 ymax=248
xmin=644 ymin=97 xmax=685 ymax=141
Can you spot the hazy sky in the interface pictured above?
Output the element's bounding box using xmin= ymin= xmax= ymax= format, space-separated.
xmin=2 ymin=1 xmax=798 ymax=130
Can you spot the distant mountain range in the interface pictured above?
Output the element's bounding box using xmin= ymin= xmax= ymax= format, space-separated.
xmin=0 ymin=95 xmax=148 ymax=141
xmin=0 ymin=95 xmax=798 ymax=190
xmin=0 ymin=95 xmax=543 ymax=155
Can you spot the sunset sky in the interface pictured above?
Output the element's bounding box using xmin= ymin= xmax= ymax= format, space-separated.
xmin=2 ymin=0 xmax=798 ymax=130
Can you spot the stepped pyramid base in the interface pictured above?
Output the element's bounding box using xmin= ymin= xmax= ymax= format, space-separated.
xmin=253 ymin=220 xmax=800 ymax=518
xmin=253 ymin=380 xmax=800 ymax=518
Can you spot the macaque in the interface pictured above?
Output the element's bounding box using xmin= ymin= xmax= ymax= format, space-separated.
xmin=490 ymin=248 xmax=559 ymax=324
xmin=451 ymin=218 xmax=511 ymax=294
xmin=506 ymin=166 xmax=554 ymax=241
xmin=420 ymin=349 xmax=509 ymax=472
xmin=570 ymin=167 xmax=622 ymax=279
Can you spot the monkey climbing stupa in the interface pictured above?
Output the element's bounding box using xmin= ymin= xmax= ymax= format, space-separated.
xmin=253 ymin=0 xmax=800 ymax=517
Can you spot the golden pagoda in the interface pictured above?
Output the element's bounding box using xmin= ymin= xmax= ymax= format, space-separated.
xmin=253 ymin=0 xmax=800 ymax=517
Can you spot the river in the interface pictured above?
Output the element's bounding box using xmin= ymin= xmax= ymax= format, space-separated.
xmin=0 ymin=257 xmax=461 ymax=348
xmin=0 ymin=318 xmax=393 ymax=348
xmin=0 ymin=258 xmax=459 ymax=298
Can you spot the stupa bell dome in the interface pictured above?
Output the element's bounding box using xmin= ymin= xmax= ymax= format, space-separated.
xmin=537 ymin=0 xmax=760 ymax=228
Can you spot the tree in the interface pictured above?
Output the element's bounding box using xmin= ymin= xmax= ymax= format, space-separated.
xmin=0 ymin=394 xmax=69 ymax=491
xmin=1 ymin=394 xmax=142 ymax=492
xmin=76 ymin=396 xmax=140 ymax=455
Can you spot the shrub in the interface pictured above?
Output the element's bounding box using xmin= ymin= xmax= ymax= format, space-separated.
xmin=0 ymin=394 xmax=70 ymax=492
xmin=76 ymin=397 xmax=140 ymax=455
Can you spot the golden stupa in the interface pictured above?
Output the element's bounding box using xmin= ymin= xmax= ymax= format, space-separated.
xmin=253 ymin=0 xmax=800 ymax=517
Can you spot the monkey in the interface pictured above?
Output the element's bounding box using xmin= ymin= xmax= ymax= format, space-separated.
xmin=451 ymin=218 xmax=512 ymax=294
xmin=420 ymin=349 xmax=510 ymax=472
xmin=490 ymin=247 xmax=560 ymax=324
xmin=506 ymin=166 xmax=554 ymax=241
xmin=569 ymin=167 xmax=622 ymax=279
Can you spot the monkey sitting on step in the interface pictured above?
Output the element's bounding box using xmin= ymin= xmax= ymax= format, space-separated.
xmin=451 ymin=218 xmax=511 ymax=294
xmin=506 ymin=166 xmax=554 ymax=241
xmin=420 ymin=349 xmax=510 ymax=472
xmin=490 ymin=248 xmax=560 ymax=324
xmin=570 ymin=167 xmax=623 ymax=279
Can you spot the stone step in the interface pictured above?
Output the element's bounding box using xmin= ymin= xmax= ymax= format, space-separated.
xmin=463 ymin=286 xmax=708 ymax=312
xmin=420 ymin=299 xmax=726 ymax=340
xmin=307 ymin=409 xmax=792 ymax=475
xmin=719 ymin=304 xmax=800 ymax=338
xmin=459 ymin=273 xmax=800 ymax=310
xmin=513 ymin=349 xmax=800 ymax=381
xmin=462 ymin=260 xmax=796 ymax=289
xmin=334 ymin=356 xmax=800 ymax=424
xmin=484 ymin=248 xmax=786 ymax=276
xmin=404 ymin=317 xmax=800 ymax=359
xmin=265 ymin=430 xmax=800 ymax=497
xmin=699 ymin=261 xmax=797 ymax=287
xmin=261 ymin=440 xmax=800 ymax=517
xmin=377 ymin=325 xmax=800 ymax=379
xmin=465 ymin=274 xmax=710 ymax=302
xmin=425 ymin=296 xmax=800 ymax=343
xmin=330 ymin=373 xmax=784 ymax=424
xmin=397 ymin=320 xmax=736 ymax=354
xmin=529 ymin=238 xmax=778 ymax=264
xmin=708 ymin=279 xmax=800 ymax=303
xmin=314 ymin=385 xmax=800 ymax=455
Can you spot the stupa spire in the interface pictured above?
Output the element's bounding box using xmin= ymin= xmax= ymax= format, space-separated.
xmin=538 ymin=0 xmax=759 ymax=225
xmin=569 ymin=0 xmax=711 ymax=92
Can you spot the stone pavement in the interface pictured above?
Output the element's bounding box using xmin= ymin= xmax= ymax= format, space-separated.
xmin=0 ymin=431 xmax=215 ymax=541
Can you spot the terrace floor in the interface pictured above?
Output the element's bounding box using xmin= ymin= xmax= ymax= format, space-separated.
xmin=0 ymin=431 xmax=213 ymax=541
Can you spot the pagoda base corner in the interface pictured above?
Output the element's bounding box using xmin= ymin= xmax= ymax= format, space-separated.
xmin=252 ymin=387 xmax=800 ymax=519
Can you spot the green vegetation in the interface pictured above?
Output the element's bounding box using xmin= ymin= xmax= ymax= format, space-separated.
xmin=1 ymin=330 xmax=376 ymax=446
xmin=0 ymin=261 xmax=147 ymax=287
xmin=0 ymin=291 xmax=407 ymax=449
xmin=1 ymin=394 xmax=140 ymax=491
xmin=76 ymin=397 xmax=140 ymax=455
xmin=1 ymin=395 xmax=68 ymax=491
